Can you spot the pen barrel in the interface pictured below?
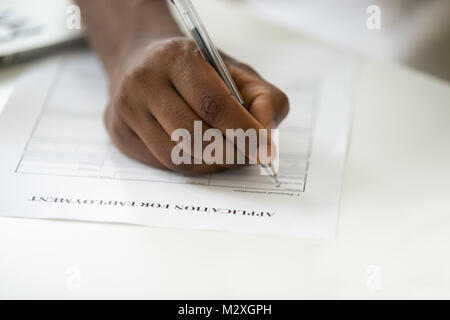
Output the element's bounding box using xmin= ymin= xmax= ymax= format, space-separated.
xmin=171 ymin=0 xmax=248 ymax=110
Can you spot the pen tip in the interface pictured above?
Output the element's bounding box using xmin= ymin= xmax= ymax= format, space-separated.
xmin=269 ymin=165 xmax=281 ymax=188
xmin=261 ymin=163 xmax=281 ymax=187
xmin=274 ymin=175 xmax=281 ymax=188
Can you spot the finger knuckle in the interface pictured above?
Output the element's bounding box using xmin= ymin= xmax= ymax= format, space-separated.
xmin=112 ymin=89 xmax=128 ymax=112
xmin=113 ymin=93 xmax=138 ymax=124
xmin=152 ymin=38 xmax=196 ymax=62
xmin=274 ymin=89 xmax=289 ymax=107
xmin=124 ymin=63 xmax=154 ymax=89
xmin=199 ymin=94 xmax=226 ymax=124
xmin=103 ymin=110 xmax=130 ymax=154
xmin=272 ymin=90 xmax=290 ymax=120
xmin=104 ymin=110 xmax=118 ymax=136
xmin=154 ymin=39 xmax=180 ymax=59
xmin=238 ymin=62 xmax=258 ymax=75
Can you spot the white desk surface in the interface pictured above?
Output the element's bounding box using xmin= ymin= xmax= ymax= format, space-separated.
xmin=0 ymin=1 xmax=449 ymax=299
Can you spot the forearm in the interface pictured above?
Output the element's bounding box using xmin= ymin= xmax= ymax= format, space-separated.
xmin=76 ymin=0 xmax=183 ymax=77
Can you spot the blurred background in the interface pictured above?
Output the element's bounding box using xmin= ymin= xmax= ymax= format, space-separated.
xmin=245 ymin=0 xmax=450 ymax=82
xmin=1 ymin=0 xmax=449 ymax=81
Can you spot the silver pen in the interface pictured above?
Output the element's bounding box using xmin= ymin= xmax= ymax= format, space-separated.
xmin=170 ymin=0 xmax=280 ymax=187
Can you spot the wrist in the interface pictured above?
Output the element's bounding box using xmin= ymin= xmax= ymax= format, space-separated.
xmin=77 ymin=0 xmax=183 ymax=83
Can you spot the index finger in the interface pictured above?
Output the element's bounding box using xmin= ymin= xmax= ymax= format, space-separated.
xmin=228 ymin=64 xmax=290 ymax=129
xmin=168 ymin=44 xmax=261 ymax=130
xmin=168 ymin=45 xmax=275 ymax=163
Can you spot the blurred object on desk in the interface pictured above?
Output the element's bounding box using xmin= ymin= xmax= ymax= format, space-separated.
xmin=0 ymin=0 xmax=83 ymax=66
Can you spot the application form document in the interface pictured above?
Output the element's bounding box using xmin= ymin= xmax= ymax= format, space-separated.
xmin=0 ymin=49 xmax=354 ymax=239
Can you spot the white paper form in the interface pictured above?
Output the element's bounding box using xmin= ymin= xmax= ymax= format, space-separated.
xmin=0 ymin=49 xmax=354 ymax=239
